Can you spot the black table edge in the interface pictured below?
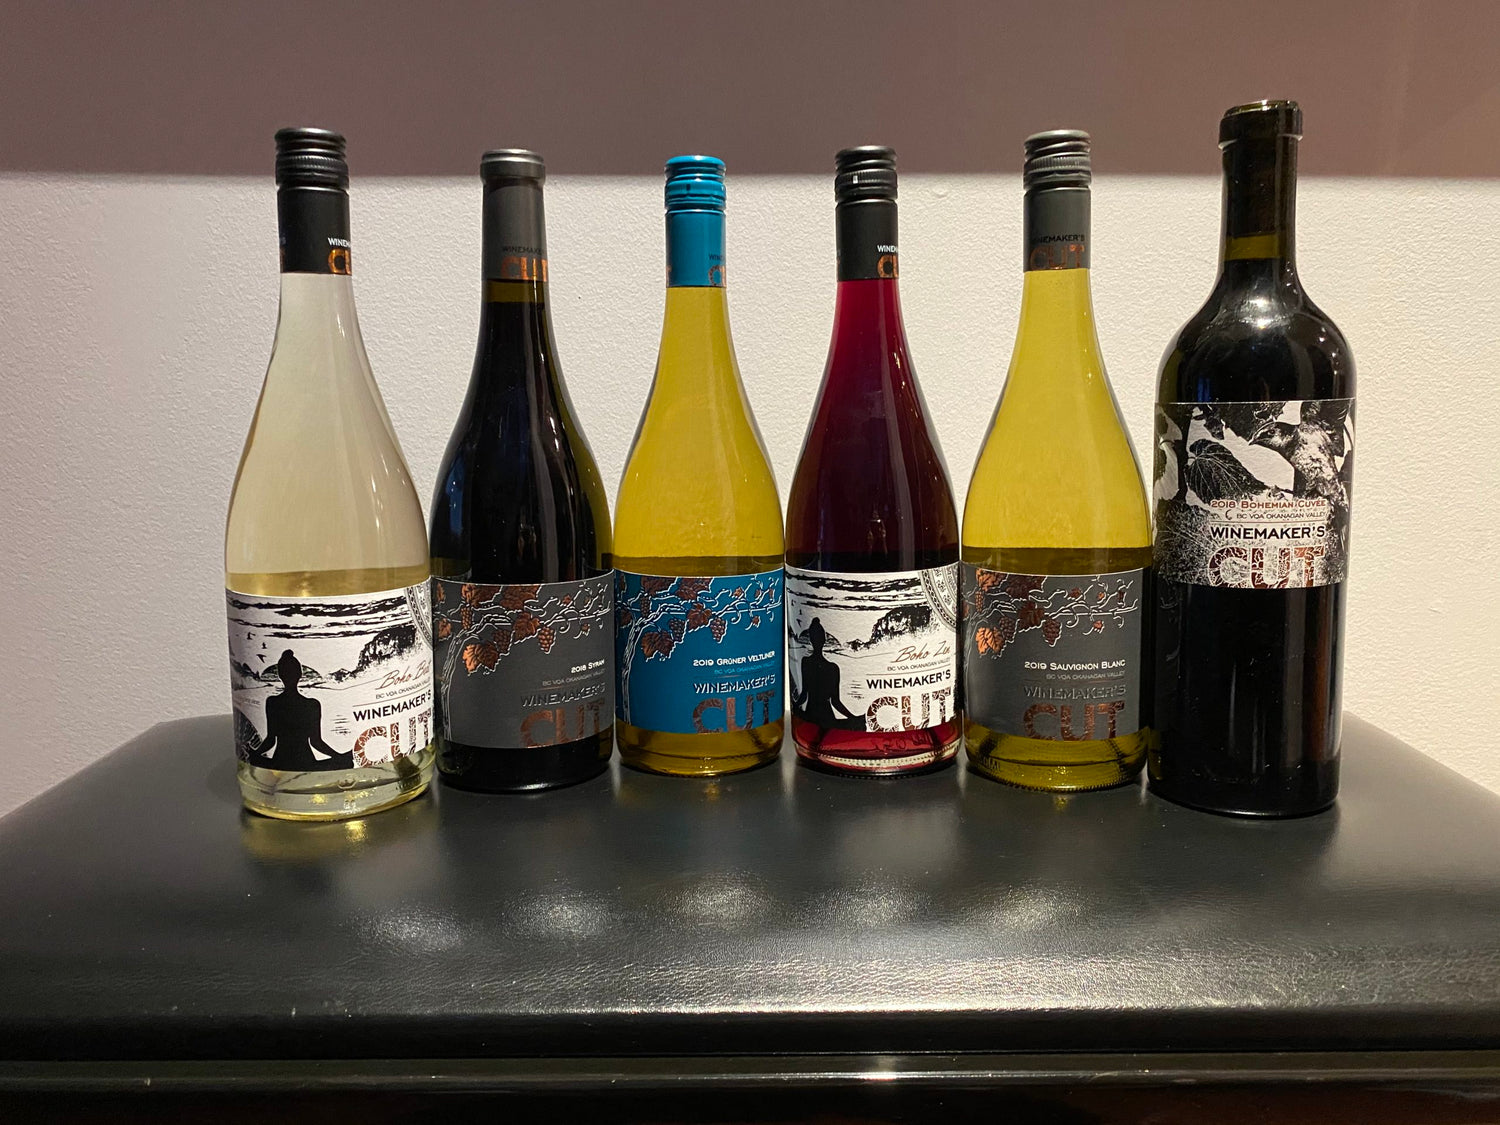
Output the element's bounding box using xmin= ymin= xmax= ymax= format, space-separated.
xmin=3 ymin=1050 xmax=1500 ymax=1094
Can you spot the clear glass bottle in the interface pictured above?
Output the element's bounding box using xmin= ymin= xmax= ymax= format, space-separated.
xmin=225 ymin=128 xmax=434 ymax=820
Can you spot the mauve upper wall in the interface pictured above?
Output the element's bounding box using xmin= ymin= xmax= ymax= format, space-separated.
xmin=3 ymin=0 xmax=1498 ymax=177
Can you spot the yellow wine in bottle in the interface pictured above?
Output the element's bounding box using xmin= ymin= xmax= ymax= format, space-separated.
xmin=225 ymin=129 xmax=434 ymax=820
xmin=961 ymin=131 xmax=1151 ymax=791
xmin=613 ymin=156 xmax=785 ymax=776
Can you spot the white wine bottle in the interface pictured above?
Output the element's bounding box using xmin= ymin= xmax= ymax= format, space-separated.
xmin=961 ymin=130 xmax=1152 ymax=791
xmin=613 ymin=155 xmax=785 ymax=777
xmin=225 ymin=128 xmax=434 ymax=820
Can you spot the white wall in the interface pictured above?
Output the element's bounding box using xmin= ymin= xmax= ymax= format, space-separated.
xmin=0 ymin=171 xmax=1495 ymax=816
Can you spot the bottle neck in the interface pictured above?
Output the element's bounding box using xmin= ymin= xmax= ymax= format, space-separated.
xmin=657 ymin=206 xmax=734 ymax=383
xmin=1018 ymin=184 xmax=1096 ymax=333
xmin=836 ymin=198 xmax=900 ymax=282
xmin=666 ymin=208 xmax=727 ymax=289
xmin=828 ymin=197 xmax=907 ymax=382
xmin=275 ymin=187 xmax=361 ymax=344
xmin=474 ymin=179 xmax=556 ymax=387
xmin=1219 ymin=135 xmax=1298 ymax=271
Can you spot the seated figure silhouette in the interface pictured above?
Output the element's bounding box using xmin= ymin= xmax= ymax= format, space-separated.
xmin=255 ymin=650 xmax=348 ymax=771
xmin=791 ymin=617 xmax=865 ymax=731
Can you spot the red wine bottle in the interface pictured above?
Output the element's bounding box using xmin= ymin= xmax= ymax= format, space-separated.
xmin=784 ymin=147 xmax=961 ymax=777
xmin=1149 ymin=102 xmax=1354 ymax=817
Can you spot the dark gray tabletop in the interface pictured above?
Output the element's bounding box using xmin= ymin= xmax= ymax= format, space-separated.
xmin=1 ymin=714 xmax=1498 ymax=1071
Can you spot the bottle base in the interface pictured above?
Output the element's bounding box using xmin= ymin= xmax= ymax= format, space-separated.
xmin=1146 ymin=758 xmax=1339 ymax=818
xmin=237 ymin=745 xmax=435 ymax=821
xmin=793 ymin=716 xmax=961 ymax=777
xmin=964 ymin=721 xmax=1146 ymax=792
xmin=436 ymin=733 xmax=612 ymax=793
xmin=616 ymin=718 xmax=783 ymax=777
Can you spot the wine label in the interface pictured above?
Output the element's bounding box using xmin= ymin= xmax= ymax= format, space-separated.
xmin=1024 ymin=188 xmax=1089 ymax=271
xmin=666 ymin=211 xmax=726 ymax=288
xmin=277 ymin=189 xmax=352 ymax=275
xmin=1154 ymin=399 xmax=1355 ymax=588
xmin=227 ymin=584 xmax=433 ymax=771
xmin=482 ymin=177 xmax=548 ymax=282
xmin=615 ymin=569 xmax=784 ymax=734
xmin=836 ymin=201 xmax=899 ymax=281
xmin=432 ymin=575 xmax=613 ymax=749
xmin=785 ymin=565 xmax=958 ymax=734
xmin=962 ymin=567 xmax=1144 ymax=741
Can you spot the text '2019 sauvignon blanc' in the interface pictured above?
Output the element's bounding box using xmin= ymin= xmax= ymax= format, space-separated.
xmin=962 ymin=131 xmax=1153 ymax=791
xmin=1149 ymin=101 xmax=1354 ymax=817
xmin=226 ymin=128 xmax=434 ymax=820
xmin=613 ymin=156 xmax=785 ymax=776
xmin=786 ymin=147 xmax=961 ymax=777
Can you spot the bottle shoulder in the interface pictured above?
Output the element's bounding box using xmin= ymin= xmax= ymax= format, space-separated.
xmin=1161 ymin=277 xmax=1355 ymax=403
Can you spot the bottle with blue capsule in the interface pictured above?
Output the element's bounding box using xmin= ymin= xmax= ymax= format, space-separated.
xmin=613 ymin=155 xmax=786 ymax=776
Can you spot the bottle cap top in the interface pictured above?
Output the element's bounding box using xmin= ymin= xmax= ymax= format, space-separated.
xmin=481 ymin=149 xmax=546 ymax=182
xmin=274 ymin=127 xmax=348 ymax=189
xmin=834 ymin=146 xmax=897 ymax=203
xmin=1023 ymin=130 xmax=1091 ymax=190
xmin=664 ymin=155 xmax=726 ymax=212
xmin=1220 ymin=100 xmax=1303 ymax=145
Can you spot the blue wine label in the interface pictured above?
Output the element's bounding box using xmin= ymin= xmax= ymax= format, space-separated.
xmin=615 ymin=569 xmax=784 ymax=734
xmin=432 ymin=575 xmax=613 ymax=749
xmin=1154 ymin=399 xmax=1354 ymax=588
xmin=227 ymin=585 xmax=433 ymax=771
xmin=962 ymin=568 xmax=1143 ymax=741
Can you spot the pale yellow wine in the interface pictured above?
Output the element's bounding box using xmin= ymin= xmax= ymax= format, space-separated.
xmin=226 ymin=130 xmax=433 ymax=819
xmin=962 ymin=131 xmax=1151 ymax=791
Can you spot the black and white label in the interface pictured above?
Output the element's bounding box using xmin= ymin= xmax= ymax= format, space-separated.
xmin=1154 ymin=399 xmax=1354 ymax=588
xmin=962 ymin=567 xmax=1143 ymax=741
xmin=433 ymin=575 xmax=613 ymax=748
xmin=227 ymin=585 xmax=433 ymax=771
xmin=785 ymin=565 xmax=959 ymax=733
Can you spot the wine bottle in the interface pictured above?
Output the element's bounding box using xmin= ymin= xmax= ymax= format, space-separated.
xmin=226 ymin=128 xmax=434 ymax=820
xmin=613 ymin=155 xmax=785 ymax=776
xmin=961 ymin=130 xmax=1152 ymax=791
xmin=428 ymin=150 xmax=614 ymax=793
xmin=785 ymin=147 xmax=961 ymax=777
xmin=1149 ymin=101 xmax=1354 ymax=817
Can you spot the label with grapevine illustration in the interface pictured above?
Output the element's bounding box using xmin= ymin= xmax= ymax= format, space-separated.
xmin=227 ymin=585 xmax=433 ymax=772
xmin=962 ymin=568 xmax=1143 ymax=742
xmin=432 ymin=575 xmax=613 ymax=749
xmin=1154 ymin=399 xmax=1354 ymax=589
xmin=615 ymin=569 xmax=784 ymax=734
xmin=785 ymin=565 xmax=958 ymax=734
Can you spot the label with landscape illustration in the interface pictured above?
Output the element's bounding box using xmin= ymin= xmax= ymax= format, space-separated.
xmin=227 ymin=585 xmax=433 ymax=772
xmin=615 ymin=570 xmax=784 ymax=734
xmin=432 ymin=575 xmax=612 ymax=749
xmin=1154 ymin=398 xmax=1355 ymax=589
xmin=785 ymin=565 xmax=959 ymax=734
xmin=962 ymin=567 xmax=1143 ymax=742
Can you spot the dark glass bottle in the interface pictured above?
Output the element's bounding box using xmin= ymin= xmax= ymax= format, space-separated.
xmin=429 ymin=150 xmax=614 ymax=792
xmin=1149 ymin=102 xmax=1355 ymax=817
xmin=784 ymin=147 xmax=961 ymax=777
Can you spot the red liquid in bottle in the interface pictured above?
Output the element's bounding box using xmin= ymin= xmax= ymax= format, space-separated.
xmin=784 ymin=147 xmax=960 ymax=776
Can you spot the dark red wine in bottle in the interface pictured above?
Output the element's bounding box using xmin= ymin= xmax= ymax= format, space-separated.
xmin=1149 ymin=102 xmax=1354 ymax=817
xmin=429 ymin=151 xmax=614 ymax=793
xmin=784 ymin=147 xmax=961 ymax=777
